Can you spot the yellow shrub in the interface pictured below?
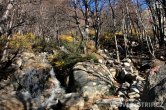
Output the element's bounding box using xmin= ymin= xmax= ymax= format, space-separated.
xmin=59 ymin=35 xmax=74 ymax=42
xmin=89 ymin=29 xmax=95 ymax=37
xmin=9 ymin=33 xmax=36 ymax=50
xmin=100 ymin=32 xmax=113 ymax=44
xmin=47 ymin=51 xmax=59 ymax=62
xmin=47 ymin=55 xmax=54 ymax=62
xmin=54 ymin=61 xmax=64 ymax=69
xmin=115 ymin=31 xmax=123 ymax=36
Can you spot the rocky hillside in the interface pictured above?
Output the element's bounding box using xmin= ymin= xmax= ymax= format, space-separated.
xmin=1 ymin=0 xmax=166 ymax=110
xmin=0 ymin=50 xmax=165 ymax=110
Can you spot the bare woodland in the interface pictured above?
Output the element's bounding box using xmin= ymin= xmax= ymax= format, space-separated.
xmin=0 ymin=0 xmax=166 ymax=110
xmin=0 ymin=0 xmax=165 ymax=61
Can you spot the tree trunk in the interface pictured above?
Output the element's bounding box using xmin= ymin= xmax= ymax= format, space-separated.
xmin=109 ymin=0 xmax=120 ymax=62
xmin=1 ymin=2 xmax=14 ymax=61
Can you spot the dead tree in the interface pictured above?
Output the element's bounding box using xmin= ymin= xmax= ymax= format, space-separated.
xmin=135 ymin=0 xmax=155 ymax=57
xmin=146 ymin=0 xmax=165 ymax=48
xmin=90 ymin=0 xmax=107 ymax=49
xmin=71 ymin=0 xmax=91 ymax=54
xmin=0 ymin=0 xmax=14 ymax=61
xmin=109 ymin=0 xmax=120 ymax=62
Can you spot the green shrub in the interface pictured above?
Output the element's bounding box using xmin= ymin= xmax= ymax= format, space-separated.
xmin=50 ymin=49 xmax=97 ymax=77
xmin=32 ymin=36 xmax=58 ymax=52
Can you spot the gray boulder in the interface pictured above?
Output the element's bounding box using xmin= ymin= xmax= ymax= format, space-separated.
xmin=0 ymin=52 xmax=65 ymax=109
xmin=140 ymin=65 xmax=166 ymax=110
xmin=73 ymin=62 xmax=111 ymax=100
xmin=95 ymin=98 xmax=124 ymax=110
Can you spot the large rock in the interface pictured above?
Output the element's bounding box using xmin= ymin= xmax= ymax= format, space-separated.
xmin=127 ymin=99 xmax=140 ymax=110
xmin=140 ymin=65 xmax=166 ymax=110
xmin=95 ymin=98 xmax=140 ymax=110
xmin=0 ymin=94 xmax=24 ymax=110
xmin=73 ymin=62 xmax=111 ymax=100
xmin=61 ymin=93 xmax=84 ymax=110
xmin=95 ymin=97 xmax=124 ymax=110
xmin=0 ymin=52 xmax=65 ymax=109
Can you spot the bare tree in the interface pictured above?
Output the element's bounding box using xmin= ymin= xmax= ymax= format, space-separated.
xmin=71 ymin=0 xmax=91 ymax=53
xmin=109 ymin=0 xmax=120 ymax=62
xmin=90 ymin=0 xmax=107 ymax=49
xmin=146 ymin=0 xmax=166 ymax=48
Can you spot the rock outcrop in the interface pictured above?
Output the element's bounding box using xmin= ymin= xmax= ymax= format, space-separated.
xmin=0 ymin=52 xmax=65 ymax=109
xmin=72 ymin=52 xmax=145 ymax=110
xmin=73 ymin=62 xmax=111 ymax=100
xmin=0 ymin=50 xmax=154 ymax=110
xmin=141 ymin=64 xmax=166 ymax=110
